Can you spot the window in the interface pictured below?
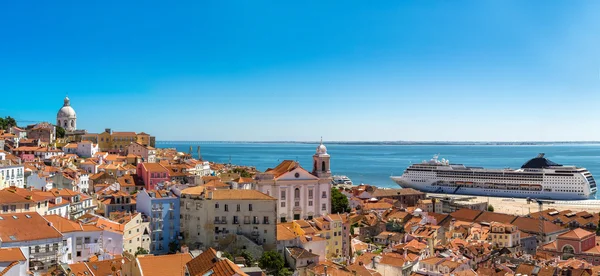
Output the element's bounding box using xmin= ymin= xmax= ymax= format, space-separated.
xmin=294 ymin=188 xmax=300 ymax=199
xmin=322 ymin=191 xmax=327 ymax=198
xmin=76 ymin=251 xmax=81 ymax=257
xmin=215 ymin=203 xmax=219 ymax=208
xmin=281 ymin=202 xmax=285 ymax=208
xmin=322 ymin=204 xmax=326 ymax=211
xmin=249 ymin=204 xmax=253 ymax=211
xmin=24 ymin=203 xmax=30 ymax=210
xmin=253 ymin=216 xmax=259 ymax=224
xmin=84 ymin=237 xmax=90 ymax=244
xmin=224 ymin=204 xmax=229 ymax=212
xmin=214 ymin=216 xmax=220 ymax=223
xmin=295 ymin=201 xmax=299 ymax=207
xmin=1 ymin=205 xmax=7 ymax=212
xmin=233 ymin=216 xmax=239 ymax=224
xmin=309 ymin=201 xmax=313 ymax=206
xmin=308 ymin=189 xmax=313 ymax=199
xmin=237 ymin=204 xmax=241 ymax=212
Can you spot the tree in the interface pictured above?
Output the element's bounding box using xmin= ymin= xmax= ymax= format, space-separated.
xmin=258 ymin=251 xmax=285 ymax=276
xmin=56 ymin=125 xmax=66 ymax=138
xmin=135 ymin=247 xmax=149 ymax=256
xmin=386 ymin=221 xmax=404 ymax=233
xmin=0 ymin=116 xmax=18 ymax=131
xmin=222 ymin=251 xmax=234 ymax=261
xmin=488 ymin=205 xmax=495 ymax=212
xmin=240 ymin=250 xmax=254 ymax=267
xmin=331 ymin=188 xmax=350 ymax=214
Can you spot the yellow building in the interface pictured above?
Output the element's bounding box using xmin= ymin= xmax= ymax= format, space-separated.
xmin=83 ymin=129 xmax=151 ymax=152
xmin=0 ymin=187 xmax=50 ymax=216
xmin=290 ymin=215 xmax=345 ymax=260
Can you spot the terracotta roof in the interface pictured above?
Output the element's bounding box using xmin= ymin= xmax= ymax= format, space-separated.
xmin=45 ymin=215 xmax=102 ymax=233
xmin=450 ymin=208 xmax=483 ymax=222
xmin=210 ymin=189 xmax=276 ymax=200
xmin=264 ymin=160 xmax=299 ymax=178
xmin=65 ymin=263 xmax=93 ymax=275
xmin=362 ymin=202 xmax=393 ymax=211
xmin=379 ymin=253 xmax=405 ymax=267
xmin=203 ymin=179 xmax=230 ymax=188
xmin=474 ymin=211 xmax=518 ymax=224
xmin=137 ymin=253 xmax=193 ymax=276
xmin=277 ymin=224 xmax=298 ymax=241
xmin=372 ymin=188 xmax=424 ymax=197
xmin=87 ymin=257 xmax=128 ymax=276
xmin=141 ymin=162 xmax=169 ymax=173
xmin=112 ymin=131 xmax=137 ymax=136
xmin=0 ymin=248 xmax=26 ymax=262
xmin=181 ymin=186 xmax=206 ymax=196
xmin=288 ymin=247 xmax=319 ymax=260
xmin=559 ymin=228 xmax=594 ymax=240
xmin=0 ymin=212 xmax=62 ymax=242
xmin=512 ymin=217 xmax=566 ymax=235
xmin=186 ymin=248 xmax=248 ymax=276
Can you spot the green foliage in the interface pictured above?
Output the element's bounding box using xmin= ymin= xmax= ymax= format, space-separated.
xmin=56 ymin=125 xmax=66 ymax=138
xmin=231 ymin=167 xmax=252 ymax=178
xmin=222 ymin=251 xmax=234 ymax=261
xmin=135 ymin=247 xmax=149 ymax=256
xmin=386 ymin=221 xmax=404 ymax=233
xmin=240 ymin=250 xmax=254 ymax=267
xmin=258 ymin=251 xmax=285 ymax=275
xmin=0 ymin=116 xmax=17 ymax=131
xmin=487 ymin=205 xmax=495 ymax=212
xmin=331 ymin=188 xmax=350 ymax=214
xmin=278 ymin=267 xmax=293 ymax=276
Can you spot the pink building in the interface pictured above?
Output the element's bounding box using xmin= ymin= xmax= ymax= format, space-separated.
xmin=540 ymin=228 xmax=600 ymax=265
xmin=136 ymin=162 xmax=169 ymax=190
xmin=127 ymin=142 xmax=156 ymax=163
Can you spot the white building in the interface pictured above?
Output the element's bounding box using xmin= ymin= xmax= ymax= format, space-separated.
xmin=56 ymin=96 xmax=77 ymax=132
xmin=255 ymin=141 xmax=332 ymax=222
xmin=26 ymin=172 xmax=54 ymax=191
xmin=0 ymin=153 xmax=24 ymax=189
xmin=76 ymin=141 xmax=98 ymax=158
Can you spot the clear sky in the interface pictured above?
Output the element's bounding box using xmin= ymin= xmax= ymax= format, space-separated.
xmin=1 ymin=1 xmax=599 ymax=141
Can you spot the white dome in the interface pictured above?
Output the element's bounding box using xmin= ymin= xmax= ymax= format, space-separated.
xmin=57 ymin=106 xmax=76 ymax=118
xmin=57 ymin=96 xmax=76 ymax=118
xmin=316 ymin=144 xmax=327 ymax=154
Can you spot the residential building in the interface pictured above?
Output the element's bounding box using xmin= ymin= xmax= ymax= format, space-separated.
xmin=0 ymin=212 xmax=63 ymax=273
xmin=276 ymin=223 xmax=301 ymax=255
xmin=92 ymin=212 xmax=151 ymax=255
xmin=75 ymin=141 xmax=98 ymax=158
xmin=180 ymin=187 xmax=277 ymax=251
xmin=127 ymin=142 xmax=156 ymax=163
xmin=47 ymin=188 xmax=95 ymax=219
xmin=0 ymin=187 xmax=50 ymax=216
xmin=56 ymin=96 xmax=77 ymax=132
xmin=255 ymin=141 xmax=332 ymax=223
xmin=284 ymin=247 xmax=319 ymax=272
xmin=137 ymin=163 xmax=169 ymax=190
xmin=25 ymin=122 xmax=56 ymax=144
xmin=0 ymin=155 xmax=24 ymax=189
xmin=371 ymin=188 xmax=425 ymax=207
xmin=44 ymin=215 xmax=107 ymax=264
xmin=136 ymin=189 xmax=180 ymax=254
xmin=97 ymin=189 xmax=136 ymax=217
xmin=0 ymin=248 xmax=28 ymax=276
xmin=489 ymin=222 xmax=520 ymax=248
xmin=83 ymin=128 xmax=153 ymax=153
xmin=417 ymin=198 xmax=443 ymax=214
xmin=539 ymin=228 xmax=600 ymax=265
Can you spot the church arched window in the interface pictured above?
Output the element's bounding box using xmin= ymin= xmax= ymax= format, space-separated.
xmin=294 ymin=188 xmax=300 ymax=199
xmin=322 ymin=161 xmax=326 ymax=172
xmin=64 ymin=121 xmax=67 ymax=127
xmin=70 ymin=120 xmax=74 ymax=127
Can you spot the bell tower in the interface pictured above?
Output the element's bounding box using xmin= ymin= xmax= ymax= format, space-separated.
xmin=312 ymin=138 xmax=331 ymax=179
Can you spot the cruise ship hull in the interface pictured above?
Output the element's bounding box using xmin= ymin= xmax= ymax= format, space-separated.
xmin=392 ymin=177 xmax=594 ymax=200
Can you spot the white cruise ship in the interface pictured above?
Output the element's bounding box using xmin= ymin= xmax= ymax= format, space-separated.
xmin=391 ymin=154 xmax=597 ymax=200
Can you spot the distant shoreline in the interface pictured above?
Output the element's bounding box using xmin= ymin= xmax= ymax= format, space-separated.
xmin=156 ymin=141 xmax=600 ymax=146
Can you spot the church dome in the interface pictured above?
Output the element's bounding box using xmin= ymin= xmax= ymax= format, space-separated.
xmin=316 ymin=143 xmax=327 ymax=154
xmin=57 ymin=97 xmax=76 ymax=118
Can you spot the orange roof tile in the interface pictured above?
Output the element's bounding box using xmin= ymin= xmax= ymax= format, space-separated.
xmin=141 ymin=162 xmax=169 ymax=173
xmin=265 ymin=160 xmax=299 ymax=178
xmin=0 ymin=212 xmax=62 ymax=242
xmin=45 ymin=215 xmax=102 ymax=233
xmin=186 ymin=248 xmax=247 ymax=276
xmin=0 ymin=248 xmax=26 ymax=262
xmin=559 ymin=228 xmax=594 ymax=240
xmin=210 ymin=189 xmax=275 ymax=200
xmin=137 ymin=253 xmax=193 ymax=276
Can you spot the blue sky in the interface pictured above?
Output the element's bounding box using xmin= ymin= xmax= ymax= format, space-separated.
xmin=1 ymin=1 xmax=599 ymax=141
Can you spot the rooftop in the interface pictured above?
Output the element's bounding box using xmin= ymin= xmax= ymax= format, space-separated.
xmin=0 ymin=212 xmax=62 ymax=242
xmin=137 ymin=253 xmax=193 ymax=276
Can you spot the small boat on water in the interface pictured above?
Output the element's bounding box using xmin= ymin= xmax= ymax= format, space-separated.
xmin=332 ymin=175 xmax=353 ymax=185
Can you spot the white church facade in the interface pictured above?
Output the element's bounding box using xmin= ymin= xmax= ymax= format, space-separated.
xmin=254 ymin=141 xmax=332 ymax=222
xmin=57 ymin=96 xmax=77 ymax=131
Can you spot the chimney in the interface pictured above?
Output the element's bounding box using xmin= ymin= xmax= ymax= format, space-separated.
xmin=323 ymin=265 xmax=327 ymax=276
xmin=372 ymin=256 xmax=376 ymax=269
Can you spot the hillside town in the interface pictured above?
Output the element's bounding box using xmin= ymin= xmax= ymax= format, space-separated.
xmin=1 ymin=97 xmax=600 ymax=276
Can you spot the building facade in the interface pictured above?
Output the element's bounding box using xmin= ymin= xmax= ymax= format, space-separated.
xmin=136 ymin=189 xmax=180 ymax=254
xmin=255 ymin=141 xmax=332 ymax=223
xmin=180 ymin=187 xmax=277 ymax=251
